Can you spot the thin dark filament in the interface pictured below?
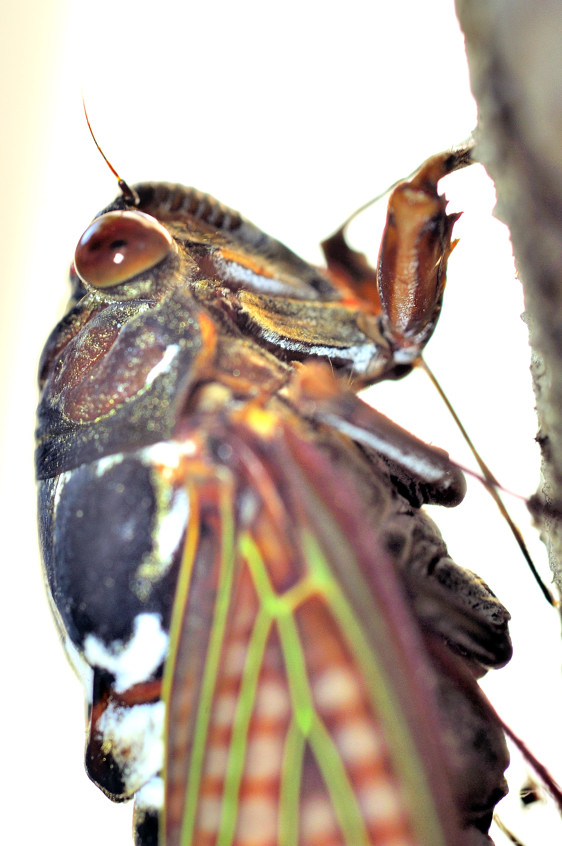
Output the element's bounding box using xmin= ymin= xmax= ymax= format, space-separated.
xmin=492 ymin=815 xmax=527 ymax=846
xmin=82 ymin=96 xmax=140 ymax=206
xmin=419 ymin=356 xmax=557 ymax=607
xmin=450 ymin=462 xmax=531 ymax=501
xmin=500 ymin=719 xmax=562 ymax=813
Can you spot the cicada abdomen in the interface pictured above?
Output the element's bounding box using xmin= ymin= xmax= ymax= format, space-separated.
xmin=36 ymin=149 xmax=512 ymax=845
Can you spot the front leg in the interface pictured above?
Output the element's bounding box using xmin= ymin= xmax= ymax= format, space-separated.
xmin=322 ymin=145 xmax=473 ymax=370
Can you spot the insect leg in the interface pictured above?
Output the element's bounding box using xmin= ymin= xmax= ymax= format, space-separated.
xmin=290 ymin=361 xmax=466 ymax=508
xmin=321 ymin=146 xmax=473 ymax=367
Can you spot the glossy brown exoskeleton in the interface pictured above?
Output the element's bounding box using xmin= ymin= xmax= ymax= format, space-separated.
xmin=37 ymin=147 xmax=513 ymax=845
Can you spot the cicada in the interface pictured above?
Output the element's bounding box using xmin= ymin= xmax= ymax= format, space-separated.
xmin=36 ymin=147 xmax=513 ymax=845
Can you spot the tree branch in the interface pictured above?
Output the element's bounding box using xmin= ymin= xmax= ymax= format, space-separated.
xmin=456 ymin=0 xmax=562 ymax=600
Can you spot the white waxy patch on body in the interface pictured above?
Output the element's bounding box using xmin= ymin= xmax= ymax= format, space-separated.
xmin=142 ymin=440 xmax=183 ymax=469
xmin=135 ymin=484 xmax=189 ymax=596
xmin=92 ymin=438 xmax=191 ymax=479
xmin=94 ymin=452 xmax=126 ymax=477
xmin=91 ymin=436 xmax=195 ymax=482
xmin=83 ymin=613 xmax=168 ymax=693
xmin=98 ymin=700 xmax=165 ymax=794
xmin=144 ymin=344 xmax=179 ymax=386
xmin=52 ymin=470 xmax=72 ymax=514
xmin=313 ymin=666 xmax=361 ymax=713
xmin=142 ymin=438 xmax=198 ymax=466
xmin=134 ymin=775 xmax=164 ymax=811
xmin=151 ymin=486 xmax=188 ymax=566
xmin=177 ymin=438 xmax=198 ymax=458
xmin=333 ymin=718 xmax=383 ymax=766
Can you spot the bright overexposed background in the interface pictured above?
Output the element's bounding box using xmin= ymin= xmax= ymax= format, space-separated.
xmin=1 ymin=1 xmax=560 ymax=843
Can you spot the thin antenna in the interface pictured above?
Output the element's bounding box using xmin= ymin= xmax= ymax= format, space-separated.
xmin=419 ymin=356 xmax=557 ymax=607
xmin=82 ymin=95 xmax=140 ymax=206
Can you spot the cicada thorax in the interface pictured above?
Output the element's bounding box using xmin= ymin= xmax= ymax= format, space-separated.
xmin=36 ymin=148 xmax=513 ymax=846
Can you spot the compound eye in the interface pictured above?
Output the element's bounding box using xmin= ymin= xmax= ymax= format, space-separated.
xmin=74 ymin=210 xmax=174 ymax=288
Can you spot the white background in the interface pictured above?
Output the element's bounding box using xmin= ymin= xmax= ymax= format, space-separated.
xmin=1 ymin=1 xmax=560 ymax=844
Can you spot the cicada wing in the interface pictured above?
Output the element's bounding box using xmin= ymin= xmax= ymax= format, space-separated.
xmin=161 ymin=411 xmax=469 ymax=846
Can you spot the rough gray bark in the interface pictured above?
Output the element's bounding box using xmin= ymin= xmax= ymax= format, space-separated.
xmin=455 ymin=0 xmax=562 ymax=600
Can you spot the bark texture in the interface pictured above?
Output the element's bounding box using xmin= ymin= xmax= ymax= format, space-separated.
xmin=456 ymin=0 xmax=562 ymax=600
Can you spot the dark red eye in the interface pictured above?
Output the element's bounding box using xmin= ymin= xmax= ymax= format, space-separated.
xmin=74 ymin=211 xmax=174 ymax=288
